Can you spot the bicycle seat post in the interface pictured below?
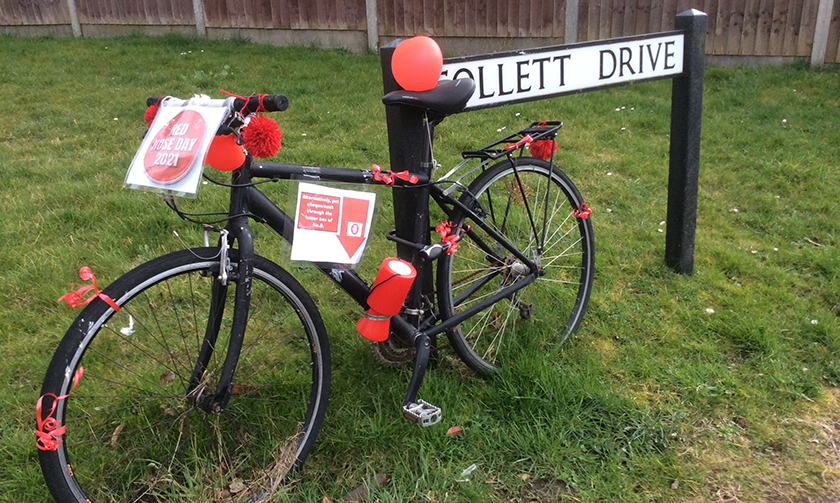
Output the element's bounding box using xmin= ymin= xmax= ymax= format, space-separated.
xmin=381 ymin=41 xmax=436 ymax=325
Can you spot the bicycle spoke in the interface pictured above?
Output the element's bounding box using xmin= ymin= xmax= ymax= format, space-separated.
xmin=143 ymin=288 xmax=195 ymax=378
xmin=102 ymin=312 xmax=191 ymax=385
xmin=165 ymin=280 xmax=195 ymax=374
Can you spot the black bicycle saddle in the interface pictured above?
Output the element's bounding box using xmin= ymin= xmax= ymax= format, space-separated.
xmin=382 ymin=78 xmax=476 ymax=117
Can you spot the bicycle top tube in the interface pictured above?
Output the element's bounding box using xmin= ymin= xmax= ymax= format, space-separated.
xmin=249 ymin=161 xmax=430 ymax=187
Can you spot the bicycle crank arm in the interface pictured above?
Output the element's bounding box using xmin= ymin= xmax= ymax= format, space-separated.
xmin=400 ymin=332 xmax=442 ymax=427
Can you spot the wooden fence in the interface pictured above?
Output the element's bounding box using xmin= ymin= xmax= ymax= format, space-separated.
xmin=1 ymin=0 xmax=838 ymax=63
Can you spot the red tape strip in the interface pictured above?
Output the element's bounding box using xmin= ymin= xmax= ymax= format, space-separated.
xmin=435 ymin=220 xmax=469 ymax=255
xmin=504 ymin=134 xmax=534 ymax=151
xmin=573 ymin=203 xmax=592 ymax=220
xmin=35 ymin=367 xmax=83 ymax=451
xmin=372 ymin=164 xmax=419 ymax=186
xmin=57 ymin=267 xmax=119 ymax=311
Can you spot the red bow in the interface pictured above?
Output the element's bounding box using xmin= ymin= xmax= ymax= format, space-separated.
xmin=436 ymin=220 xmax=469 ymax=255
xmin=57 ymin=267 xmax=119 ymax=311
xmin=573 ymin=203 xmax=592 ymax=220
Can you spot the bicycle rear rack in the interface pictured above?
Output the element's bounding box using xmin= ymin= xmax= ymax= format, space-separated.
xmin=438 ymin=121 xmax=563 ymax=196
xmin=461 ymin=120 xmax=563 ymax=161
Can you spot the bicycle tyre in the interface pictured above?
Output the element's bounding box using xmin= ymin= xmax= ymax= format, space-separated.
xmin=437 ymin=157 xmax=594 ymax=375
xmin=39 ymin=248 xmax=330 ymax=503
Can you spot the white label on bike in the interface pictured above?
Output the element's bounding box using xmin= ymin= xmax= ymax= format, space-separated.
xmin=291 ymin=183 xmax=376 ymax=264
xmin=125 ymin=95 xmax=229 ymax=197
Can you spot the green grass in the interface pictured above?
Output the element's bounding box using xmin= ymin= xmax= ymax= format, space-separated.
xmin=1 ymin=34 xmax=838 ymax=502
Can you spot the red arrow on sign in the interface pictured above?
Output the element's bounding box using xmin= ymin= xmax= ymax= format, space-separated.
xmin=337 ymin=197 xmax=370 ymax=259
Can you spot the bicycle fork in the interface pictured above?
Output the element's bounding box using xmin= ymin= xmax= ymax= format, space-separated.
xmin=187 ymin=196 xmax=255 ymax=413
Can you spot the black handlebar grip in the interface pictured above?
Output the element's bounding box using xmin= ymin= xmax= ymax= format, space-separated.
xmin=257 ymin=94 xmax=289 ymax=112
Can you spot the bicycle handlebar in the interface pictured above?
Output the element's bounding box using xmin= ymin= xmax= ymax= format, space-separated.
xmin=146 ymin=94 xmax=289 ymax=113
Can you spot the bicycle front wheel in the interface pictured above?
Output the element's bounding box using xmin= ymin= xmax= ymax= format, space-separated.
xmin=437 ymin=157 xmax=594 ymax=375
xmin=39 ymin=248 xmax=330 ymax=503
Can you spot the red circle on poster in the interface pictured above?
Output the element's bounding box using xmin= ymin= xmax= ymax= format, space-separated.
xmin=144 ymin=110 xmax=207 ymax=184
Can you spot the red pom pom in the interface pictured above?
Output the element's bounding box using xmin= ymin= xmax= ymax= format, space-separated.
xmin=529 ymin=139 xmax=558 ymax=160
xmin=143 ymin=104 xmax=159 ymax=127
xmin=242 ymin=115 xmax=282 ymax=159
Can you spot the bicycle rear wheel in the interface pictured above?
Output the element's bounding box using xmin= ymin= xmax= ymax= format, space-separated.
xmin=437 ymin=157 xmax=594 ymax=375
xmin=39 ymin=248 xmax=330 ymax=503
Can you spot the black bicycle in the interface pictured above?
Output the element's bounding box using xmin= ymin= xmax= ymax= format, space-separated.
xmin=38 ymin=79 xmax=594 ymax=502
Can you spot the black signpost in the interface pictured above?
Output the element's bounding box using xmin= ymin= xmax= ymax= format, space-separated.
xmin=381 ymin=9 xmax=707 ymax=274
xmin=666 ymin=10 xmax=707 ymax=275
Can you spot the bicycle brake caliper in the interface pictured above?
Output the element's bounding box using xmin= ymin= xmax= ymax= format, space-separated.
xmin=402 ymin=399 xmax=442 ymax=427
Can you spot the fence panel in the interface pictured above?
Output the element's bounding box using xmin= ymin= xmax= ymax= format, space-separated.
xmin=202 ymin=0 xmax=364 ymax=29
xmin=1 ymin=0 xmax=838 ymax=60
xmin=826 ymin=0 xmax=840 ymax=61
xmin=0 ymin=0 xmax=71 ymax=25
xmin=378 ymin=0 xmax=565 ymax=39
xmin=70 ymin=0 xmax=193 ymax=25
xmin=573 ymin=0 xmax=824 ymax=56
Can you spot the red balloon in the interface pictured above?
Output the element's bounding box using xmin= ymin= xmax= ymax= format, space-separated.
xmin=204 ymin=133 xmax=245 ymax=171
xmin=391 ymin=36 xmax=443 ymax=92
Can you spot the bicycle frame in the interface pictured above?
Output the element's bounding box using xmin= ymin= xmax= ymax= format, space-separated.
xmin=196 ymin=136 xmax=545 ymax=417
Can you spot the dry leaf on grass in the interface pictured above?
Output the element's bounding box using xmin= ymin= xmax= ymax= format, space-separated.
xmin=229 ymin=479 xmax=247 ymax=494
xmin=109 ymin=424 xmax=124 ymax=447
xmin=343 ymin=473 xmax=388 ymax=501
xmin=159 ymin=369 xmax=175 ymax=386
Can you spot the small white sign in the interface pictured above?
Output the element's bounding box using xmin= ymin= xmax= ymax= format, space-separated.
xmin=125 ymin=95 xmax=229 ymax=197
xmin=291 ymin=183 xmax=376 ymax=264
xmin=442 ymin=32 xmax=684 ymax=110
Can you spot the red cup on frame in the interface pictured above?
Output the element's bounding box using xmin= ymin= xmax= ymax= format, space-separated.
xmin=356 ymin=258 xmax=416 ymax=342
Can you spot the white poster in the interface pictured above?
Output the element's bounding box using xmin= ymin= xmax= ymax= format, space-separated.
xmin=125 ymin=96 xmax=229 ymax=197
xmin=291 ymin=183 xmax=377 ymax=264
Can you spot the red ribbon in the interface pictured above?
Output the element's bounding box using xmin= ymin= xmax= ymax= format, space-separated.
xmin=371 ymin=164 xmax=419 ymax=186
xmin=436 ymin=220 xmax=469 ymax=255
xmin=57 ymin=267 xmax=119 ymax=311
xmin=219 ymin=89 xmax=272 ymax=114
xmin=573 ymin=203 xmax=592 ymax=220
xmin=35 ymin=367 xmax=83 ymax=451
xmin=504 ymin=134 xmax=534 ymax=151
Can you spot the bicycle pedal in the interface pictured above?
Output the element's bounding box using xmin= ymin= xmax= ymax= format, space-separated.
xmin=402 ymin=399 xmax=442 ymax=427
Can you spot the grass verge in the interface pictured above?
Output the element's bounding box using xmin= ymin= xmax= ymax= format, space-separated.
xmin=0 ymin=34 xmax=838 ymax=502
